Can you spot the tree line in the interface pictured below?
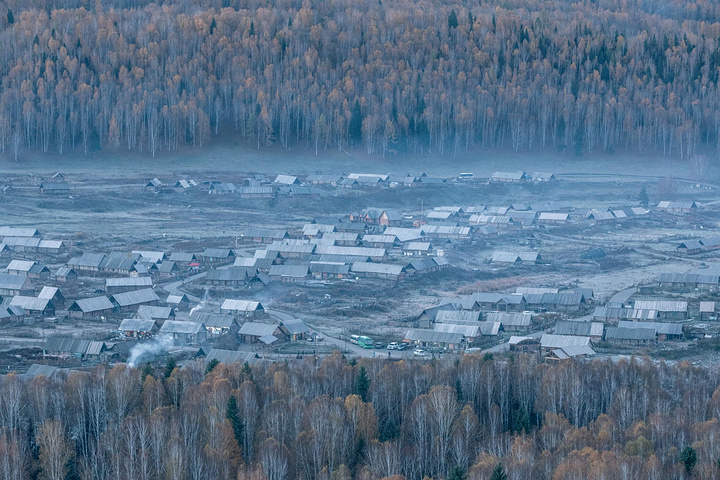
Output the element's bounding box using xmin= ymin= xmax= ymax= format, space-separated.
xmin=0 ymin=353 xmax=719 ymax=479
xmin=2 ymin=0 xmax=720 ymax=159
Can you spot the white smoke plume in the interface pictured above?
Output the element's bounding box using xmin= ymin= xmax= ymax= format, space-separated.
xmin=188 ymin=288 xmax=209 ymax=317
xmin=127 ymin=334 xmax=173 ymax=367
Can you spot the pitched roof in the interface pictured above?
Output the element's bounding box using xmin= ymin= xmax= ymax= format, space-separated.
xmin=9 ymin=296 xmax=51 ymax=311
xmin=268 ymin=265 xmax=310 ymax=278
xmin=282 ymin=318 xmax=310 ymax=335
xmin=238 ymin=322 xmax=280 ymax=337
xmin=435 ymin=310 xmax=482 ymax=323
xmin=119 ymin=318 xmax=158 ymax=332
xmin=106 ymin=277 xmax=153 ymax=288
xmin=38 ymin=286 xmax=60 ymax=299
xmin=605 ymin=326 xmax=656 ymax=341
xmin=206 ymin=267 xmax=255 ymax=282
xmin=160 ymin=320 xmax=204 ymax=335
xmin=111 ymin=289 xmax=160 ymax=307
xmin=486 ymin=312 xmax=532 ymax=327
xmin=633 ymin=300 xmax=687 ymax=312
xmin=136 ymin=305 xmax=174 ymax=320
xmin=492 ymin=171 xmax=526 ymax=180
xmin=7 ymin=260 xmax=35 ymax=272
xmin=165 ymin=294 xmax=189 ymax=305
xmin=70 ymin=296 xmax=114 ymax=313
xmin=617 ymin=321 xmax=683 ymax=336
xmin=0 ymin=273 xmax=33 ymax=291
xmin=540 ymin=334 xmax=591 ymax=348
xmin=205 ymin=348 xmax=250 ymax=365
xmin=0 ymin=227 xmax=39 ymax=237
xmin=350 ymin=263 xmax=404 ymax=276
xmin=405 ymin=329 xmax=463 ymax=344
xmin=221 ymin=299 xmax=263 ymax=312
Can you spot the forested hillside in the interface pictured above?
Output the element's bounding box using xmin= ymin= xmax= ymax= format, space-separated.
xmin=0 ymin=355 xmax=719 ymax=479
xmin=1 ymin=0 xmax=720 ymax=159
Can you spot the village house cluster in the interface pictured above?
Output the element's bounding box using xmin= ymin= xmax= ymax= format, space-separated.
xmin=0 ymin=167 xmax=715 ymax=375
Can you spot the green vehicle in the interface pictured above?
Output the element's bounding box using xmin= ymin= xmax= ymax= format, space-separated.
xmin=357 ymin=336 xmax=374 ymax=348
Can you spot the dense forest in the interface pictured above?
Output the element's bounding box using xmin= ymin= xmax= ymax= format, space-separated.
xmin=0 ymin=354 xmax=719 ymax=479
xmin=1 ymin=0 xmax=720 ymax=159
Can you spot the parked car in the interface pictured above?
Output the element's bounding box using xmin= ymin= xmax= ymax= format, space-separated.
xmin=374 ymin=341 xmax=384 ymax=349
xmin=397 ymin=343 xmax=409 ymax=351
xmin=387 ymin=342 xmax=398 ymax=350
xmin=413 ymin=349 xmax=426 ymax=357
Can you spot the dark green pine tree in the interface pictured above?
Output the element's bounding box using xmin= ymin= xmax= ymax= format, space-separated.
xmin=209 ymin=17 xmax=217 ymax=35
xmin=490 ymin=463 xmax=507 ymax=480
xmin=468 ymin=12 xmax=474 ymax=30
xmin=226 ymin=395 xmax=244 ymax=448
xmin=448 ymin=9 xmax=458 ymax=29
xmin=205 ymin=358 xmax=220 ymax=375
xmin=349 ymin=99 xmax=363 ymax=144
xmin=355 ymin=365 xmax=370 ymax=401
xmin=455 ymin=378 xmax=463 ymax=402
xmin=164 ymin=357 xmax=177 ymax=379
xmin=7 ymin=9 xmax=14 ymax=25
xmin=680 ymin=446 xmax=696 ymax=475
xmin=638 ymin=186 xmax=649 ymax=207
xmin=141 ymin=362 xmax=154 ymax=383
xmin=249 ymin=21 xmax=255 ymax=36
xmin=447 ymin=466 xmax=467 ymax=480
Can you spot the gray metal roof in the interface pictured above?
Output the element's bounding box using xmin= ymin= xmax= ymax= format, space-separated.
xmin=0 ymin=227 xmax=38 ymax=237
xmin=268 ymin=265 xmax=310 ymax=277
xmin=605 ymin=327 xmax=656 ymax=341
xmin=119 ymin=318 xmax=158 ymax=332
xmin=38 ymin=287 xmax=59 ymax=299
xmin=71 ymin=296 xmax=114 ymax=313
xmin=69 ymin=253 xmax=106 ymax=268
xmin=160 ymin=320 xmax=204 ymax=335
xmin=106 ymin=277 xmax=153 ymax=288
xmin=309 ymin=262 xmax=350 ymax=275
xmin=44 ymin=337 xmax=91 ymax=354
xmin=166 ymin=294 xmax=189 ymax=304
xmin=540 ymin=334 xmax=591 ymax=348
xmin=111 ymin=289 xmax=160 ymax=307
xmin=25 ymin=364 xmax=59 ymax=377
xmin=238 ymin=322 xmax=280 ymax=337
xmin=633 ymin=300 xmax=687 ymax=312
xmin=201 ymin=248 xmax=233 ymax=258
xmin=206 ymin=267 xmax=255 ymax=282
xmin=491 ymin=252 xmax=521 ymax=263
xmin=55 ymin=267 xmax=75 ymax=278
xmin=382 ymin=227 xmax=423 ymax=242
xmin=433 ymin=323 xmax=480 ymax=337
xmin=9 ymin=296 xmax=51 ymax=311
xmin=7 ymin=260 xmax=34 ymax=272
xmin=492 ymin=171 xmax=526 ymax=180
xmin=196 ymin=315 xmax=237 ymax=328
xmin=221 ymin=299 xmax=263 ymax=312
xmin=405 ymin=329 xmax=463 ymax=344
xmin=554 ymin=320 xmax=603 ymax=337
xmin=350 ymin=263 xmax=404 ymax=276
xmin=486 ymin=312 xmax=532 ymax=327
xmin=169 ymin=253 xmax=196 ymax=262
xmin=136 ymin=305 xmax=174 ymax=320
xmin=205 ymin=348 xmax=249 ymax=365
xmin=282 ymin=319 xmax=310 ymax=335
xmin=435 ymin=310 xmax=481 ymax=323
xmin=617 ymin=321 xmax=683 ymax=336
xmin=315 ymin=245 xmax=385 ymax=257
